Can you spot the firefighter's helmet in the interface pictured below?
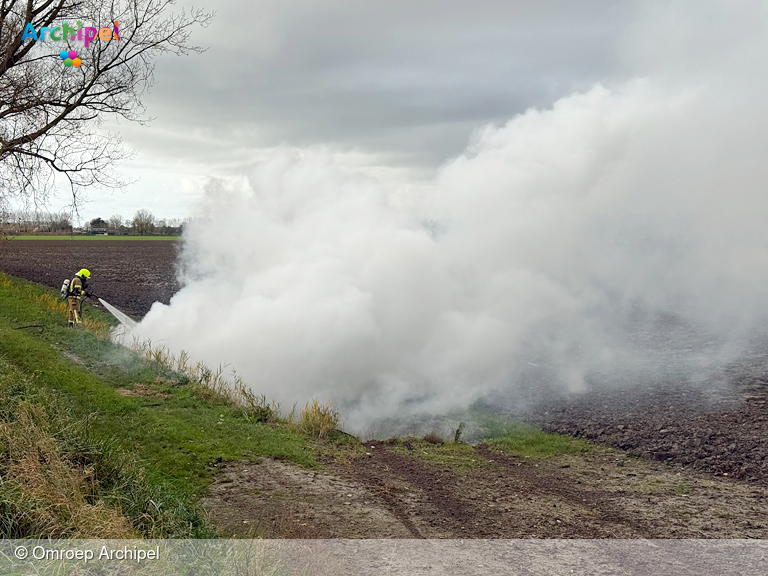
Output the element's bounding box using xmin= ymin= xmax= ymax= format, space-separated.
xmin=78 ymin=269 xmax=91 ymax=278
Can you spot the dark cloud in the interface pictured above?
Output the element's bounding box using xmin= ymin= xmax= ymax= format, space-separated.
xmin=79 ymin=1 xmax=634 ymax=220
xmin=139 ymin=0 xmax=632 ymax=165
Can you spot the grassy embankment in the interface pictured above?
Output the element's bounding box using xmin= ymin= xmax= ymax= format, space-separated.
xmin=0 ymin=272 xmax=345 ymax=538
xmin=0 ymin=271 xmax=591 ymax=538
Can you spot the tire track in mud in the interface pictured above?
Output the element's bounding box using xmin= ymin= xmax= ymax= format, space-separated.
xmin=336 ymin=442 xmax=652 ymax=538
xmin=472 ymin=444 xmax=656 ymax=537
xmin=334 ymin=442 xmax=477 ymax=538
xmin=205 ymin=442 xmax=768 ymax=538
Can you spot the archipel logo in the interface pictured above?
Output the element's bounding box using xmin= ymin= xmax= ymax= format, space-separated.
xmin=60 ymin=50 xmax=81 ymax=68
xmin=22 ymin=20 xmax=120 ymax=49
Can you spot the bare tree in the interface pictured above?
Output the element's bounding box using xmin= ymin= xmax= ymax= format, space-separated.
xmin=108 ymin=213 xmax=122 ymax=231
xmin=50 ymin=210 xmax=71 ymax=232
xmin=0 ymin=207 xmax=71 ymax=234
xmin=0 ymin=1 xmax=212 ymax=210
xmin=131 ymin=207 xmax=153 ymax=234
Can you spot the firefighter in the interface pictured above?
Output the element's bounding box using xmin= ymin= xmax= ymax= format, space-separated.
xmin=67 ymin=268 xmax=92 ymax=327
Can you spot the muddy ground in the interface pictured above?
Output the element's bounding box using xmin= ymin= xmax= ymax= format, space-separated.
xmin=204 ymin=439 xmax=768 ymax=539
xmin=0 ymin=239 xmax=179 ymax=316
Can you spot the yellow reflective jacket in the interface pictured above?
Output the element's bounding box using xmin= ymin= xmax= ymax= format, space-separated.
xmin=69 ymin=276 xmax=84 ymax=298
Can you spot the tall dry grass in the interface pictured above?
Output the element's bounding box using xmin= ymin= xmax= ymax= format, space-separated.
xmin=300 ymin=399 xmax=341 ymax=438
xmin=0 ymin=358 xmax=210 ymax=538
xmin=0 ymin=363 xmax=135 ymax=538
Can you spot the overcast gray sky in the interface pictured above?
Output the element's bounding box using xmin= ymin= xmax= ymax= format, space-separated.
xmin=80 ymin=0 xmax=635 ymax=222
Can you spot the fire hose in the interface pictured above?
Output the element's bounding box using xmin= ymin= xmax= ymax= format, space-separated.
xmin=13 ymin=324 xmax=45 ymax=333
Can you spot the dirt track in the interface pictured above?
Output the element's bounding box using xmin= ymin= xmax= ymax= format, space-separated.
xmin=0 ymin=239 xmax=179 ymax=316
xmin=204 ymin=440 xmax=768 ymax=539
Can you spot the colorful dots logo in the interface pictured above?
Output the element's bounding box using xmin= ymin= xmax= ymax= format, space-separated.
xmin=59 ymin=49 xmax=81 ymax=67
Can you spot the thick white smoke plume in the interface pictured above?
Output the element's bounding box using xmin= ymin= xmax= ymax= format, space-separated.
xmin=134 ymin=1 xmax=768 ymax=429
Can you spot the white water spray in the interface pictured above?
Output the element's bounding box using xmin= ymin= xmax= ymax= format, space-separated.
xmin=100 ymin=298 xmax=137 ymax=330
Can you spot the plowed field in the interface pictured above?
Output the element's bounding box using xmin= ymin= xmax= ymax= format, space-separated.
xmin=0 ymin=239 xmax=179 ymax=316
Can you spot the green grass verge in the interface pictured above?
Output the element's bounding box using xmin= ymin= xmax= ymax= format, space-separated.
xmin=3 ymin=235 xmax=180 ymax=241
xmin=0 ymin=359 xmax=209 ymax=538
xmin=479 ymin=413 xmax=592 ymax=458
xmin=0 ymin=272 xmax=320 ymax=537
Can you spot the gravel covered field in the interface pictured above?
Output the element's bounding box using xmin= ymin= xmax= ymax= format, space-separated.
xmin=0 ymin=239 xmax=180 ymax=316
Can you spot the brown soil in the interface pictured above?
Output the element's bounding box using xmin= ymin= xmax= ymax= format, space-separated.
xmin=203 ymin=458 xmax=415 ymax=538
xmin=204 ymin=440 xmax=768 ymax=538
xmin=0 ymin=239 xmax=179 ymax=316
